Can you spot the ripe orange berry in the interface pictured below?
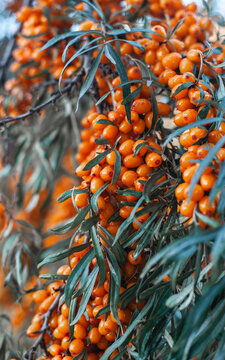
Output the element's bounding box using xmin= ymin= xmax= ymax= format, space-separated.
xmin=171 ymin=84 xmax=189 ymax=100
xmin=179 ymin=58 xmax=194 ymax=73
xmin=183 ymin=165 xmax=198 ymax=183
xmin=106 ymin=151 xmax=117 ymax=166
xmin=127 ymin=66 xmax=141 ymax=80
xmin=123 ymin=154 xmax=143 ymax=169
xmin=100 ymin=165 xmax=114 ymax=182
xmin=133 ymin=140 xmax=148 ymax=156
xmin=88 ymin=327 xmax=102 ymax=343
xmin=120 ymin=206 xmax=133 ymax=219
xmin=199 ymin=196 xmax=216 ymax=216
xmin=98 ymin=319 xmax=108 ymax=341
xmin=48 ymin=344 xmax=63 ymax=356
xmin=168 ymin=76 xmax=183 ymax=92
xmin=103 ymin=124 xmax=118 ymax=140
xmin=145 ymin=50 xmax=157 ymax=65
xmin=176 ymin=98 xmax=194 ymax=111
xmin=151 ymin=25 xmax=166 ymax=42
xmin=145 ymin=152 xmax=162 ymax=167
xmin=119 ymin=139 xmax=135 ymax=156
xmin=180 ymin=199 xmax=196 ymax=217
xmin=90 ymin=177 xmax=105 ymax=194
xmin=26 ymin=323 xmax=41 ymax=338
xmin=61 ymin=336 xmax=70 ymax=350
xmin=175 ymin=183 xmax=189 ymax=201
xmin=32 ymin=290 xmax=48 ymax=304
xmin=184 ymin=184 xmax=204 ymax=202
xmin=200 ymin=173 xmax=217 ymax=191
xmin=92 ymin=285 xmax=106 ymax=297
xmin=144 ymin=111 xmax=153 ymax=129
xmin=158 ymin=69 xmax=176 ymax=85
xmin=136 ymin=164 xmax=151 ymax=177
xmin=69 ymin=339 xmax=84 ymax=356
xmin=73 ymin=324 xmax=87 ymax=339
xmin=131 ymin=98 xmax=152 ymax=114
xmin=128 ymin=250 xmax=142 ymax=265
xmin=61 ymin=303 xmax=69 ymax=318
xmin=75 ymin=192 xmax=88 ymax=208
xmin=162 ymin=52 xmax=182 ymax=70
xmin=122 ymin=171 xmax=138 ymax=186
xmin=180 ymin=152 xmax=197 ymax=169
xmin=157 ymin=102 xmax=171 ymax=116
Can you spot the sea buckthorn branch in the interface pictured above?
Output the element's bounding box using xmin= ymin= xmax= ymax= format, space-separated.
xmin=0 ymin=0 xmax=34 ymax=86
xmin=25 ymin=284 xmax=65 ymax=360
xmin=0 ymin=68 xmax=85 ymax=126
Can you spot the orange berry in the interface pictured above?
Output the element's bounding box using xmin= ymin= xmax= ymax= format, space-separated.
xmin=75 ymin=193 xmax=88 ymax=208
xmin=157 ymin=102 xmax=171 ymax=116
xmin=120 ymin=206 xmax=133 ymax=219
xmin=122 ymin=170 xmax=138 ymax=186
xmin=127 ymin=66 xmax=141 ymax=80
xmin=184 ymin=184 xmax=204 ymax=202
xmin=128 ymin=250 xmax=142 ymax=265
xmin=32 ymin=290 xmax=48 ymax=304
xmin=151 ymin=25 xmax=167 ymax=42
xmin=175 ymin=183 xmax=189 ymax=201
xmin=136 ymin=164 xmax=151 ymax=177
xmin=103 ymin=125 xmax=118 ymax=140
xmin=158 ymin=69 xmax=176 ymax=85
xmin=179 ymin=58 xmax=194 ymax=73
xmin=180 ymin=200 xmax=196 ymax=217
xmin=48 ymin=344 xmax=63 ymax=356
xmin=69 ymin=339 xmax=84 ymax=356
xmin=171 ymin=84 xmax=189 ymax=100
xmin=145 ymin=152 xmax=162 ymax=167
xmin=90 ymin=177 xmax=105 ymax=194
xmin=131 ymin=98 xmax=152 ymax=114
xmin=61 ymin=336 xmax=70 ymax=350
xmin=168 ymin=75 xmax=183 ymax=89
xmin=199 ymin=196 xmax=216 ymax=216
xmin=61 ymin=303 xmax=69 ymax=318
xmin=200 ymin=173 xmax=217 ymax=191
xmin=162 ymin=52 xmax=182 ymax=70
xmin=123 ymin=154 xmax=143 ymax=169
xmin=73 ymin=324 xmax=86 ymax=339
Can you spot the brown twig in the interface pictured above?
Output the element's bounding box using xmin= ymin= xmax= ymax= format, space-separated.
xmin=0 ymin=69 xmax=85 ymax=126
xmin=24 ymin=284 xmax=65 ymax=360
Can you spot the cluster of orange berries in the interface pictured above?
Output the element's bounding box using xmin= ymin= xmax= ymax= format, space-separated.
xmin=0 ymin=0 xmax=79 ymax=119
xmin=27 ymin=233 xmax=145 ymax=360
xmin=8 ymin=0 xmax=223 ymax=358
xmin=75 ymin=87 xmax=166 ymax=234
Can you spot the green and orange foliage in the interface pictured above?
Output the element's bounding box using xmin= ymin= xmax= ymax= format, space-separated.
xmin=26 ymin=233 xmax=145 ymax=359
xmin=0 ymin=0 xmax=80 ymax=119
xmin=0 ymin=0 xmax=225 ymax=359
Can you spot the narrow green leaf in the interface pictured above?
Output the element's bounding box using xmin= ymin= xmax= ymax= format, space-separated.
xmin=77 ymin=48 xmax=104 ymax=109
xmin=91 ymin=182 xmax=110 ymax=213
xmin=38 ymin=243 xmax=90 ymax=268
xmin=71 ymin=266 xmax=98 ymax=325
xmin=65 ymin=249 xmax=94 ymax=306
xmin=52 ymin=205 xmax=90 ymax=234
xmin=91 ymin=227 xmax=106 ymax=287
xmin=83 ymin=149 xmax=111 ymax=171
xmin=107 ymin=45 xmax=131 ymax=122
xmin=57 ymin=188 xmax=87 ymax=203
xmin=112 ymin=150 xmax=121 ymax=184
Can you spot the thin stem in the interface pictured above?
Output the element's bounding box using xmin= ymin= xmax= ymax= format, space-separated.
xmin=25 ymin=284 xmax=65 ymax=360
